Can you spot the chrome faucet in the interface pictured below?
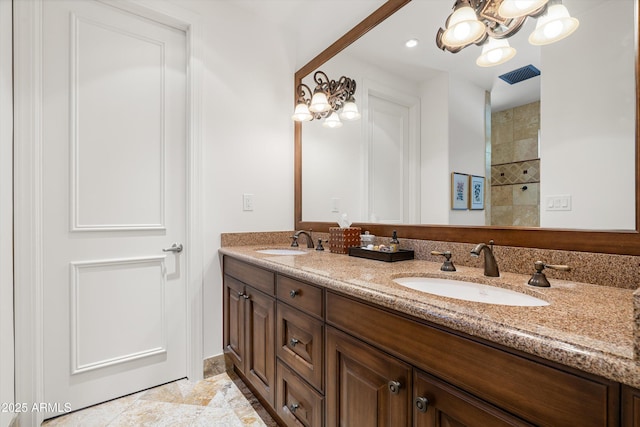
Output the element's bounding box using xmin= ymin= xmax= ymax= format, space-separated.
xmin=470 ymin=240 xmax=500 ymax=277
xmin=291 ymin=230 xmax=314 ymax=248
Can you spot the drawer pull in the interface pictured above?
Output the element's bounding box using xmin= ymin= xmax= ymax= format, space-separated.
xmin=415 ymin=396 xmax=429 ymax=413
xmin=289 ymin=289 xmax=299 ymax=298
xmin=388 ymin=380 xmax=402 ymax=395
xmin=290 ymin=338 xmax=300 ymax=347
xmin=289 ymin=403 xmax=300 ymax=413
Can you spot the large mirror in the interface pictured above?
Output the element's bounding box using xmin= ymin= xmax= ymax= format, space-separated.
xmin=295 ymin=0 xmax=640 ymax=255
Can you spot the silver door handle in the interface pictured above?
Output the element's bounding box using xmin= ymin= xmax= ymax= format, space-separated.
xmin=162 ymin=243 xmax=183 ymax=253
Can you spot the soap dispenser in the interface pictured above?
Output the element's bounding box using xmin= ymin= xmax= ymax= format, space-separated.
xmin=389 ymin=230 xmax=399 ymax=252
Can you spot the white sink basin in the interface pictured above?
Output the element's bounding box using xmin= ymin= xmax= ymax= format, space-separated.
xmin=256 ymin=248 xmax=307 ymax=256
xmin=393 ymin=277 xmax=548 ymax=307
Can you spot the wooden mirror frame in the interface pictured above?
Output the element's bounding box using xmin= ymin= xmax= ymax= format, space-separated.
xmin=294 ymin=0 xmax=640 ymax=256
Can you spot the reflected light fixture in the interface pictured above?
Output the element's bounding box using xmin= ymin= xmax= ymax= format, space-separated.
xmin=292 ymin=71 xmax=360 ymax=126
xmin=436 ymin=0 xmax=579 ymax=67
xmin=476 ymin=37 xmax=516 ymax=67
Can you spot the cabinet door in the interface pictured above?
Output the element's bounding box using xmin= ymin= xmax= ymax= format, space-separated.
xmin=623 ymin=385 xmax=640 ymax=427
xmin=244 ymin=286 xmax=276 ymax=406
xmin=223 ymin=275 xmax=245 ymax=370
xmin=326 ymin=326 xmax=411 ymax=427
xmin=413 ymin=370 xmax=533 ymax=427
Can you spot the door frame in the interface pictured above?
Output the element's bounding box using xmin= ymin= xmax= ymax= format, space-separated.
xmin=13 ymin=1 xmax=203 ymax=425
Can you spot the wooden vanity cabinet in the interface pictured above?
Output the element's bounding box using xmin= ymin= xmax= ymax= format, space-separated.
xmin=326 ymin=291 xmax=620 ymax=427
xmin=223 ymin=256 xmax=627 ymax=427
xmin=223 ymin=257 xmax=276 ymax=406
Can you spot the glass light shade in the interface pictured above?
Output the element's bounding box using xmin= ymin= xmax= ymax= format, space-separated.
xmin=309 ymin=91 xmax=331 ymax=113
xmin=528 ymin=3 xmax=579 ymax=45
xmin=322 ymin=112 xmax=342 ymax=128
xmin=498 ymin=0 xmax=548 ymax=18
xmin=291 ymin=103 xmax=313 ymax=121
xmin=441 ymin=5 xmax=485 ymax=48
xmin=476 ymin=38 xmax=517 ymax=67
xmin=339 ymin=101 xmax=361 ymax=121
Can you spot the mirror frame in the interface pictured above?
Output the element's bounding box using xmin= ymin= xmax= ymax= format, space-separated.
xmin=294 ymin=0 xmax=640 ymax=256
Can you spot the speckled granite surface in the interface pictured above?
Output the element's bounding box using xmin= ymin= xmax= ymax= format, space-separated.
xmin=221 ymin=231 xmax=640 ymax=289
xmin=219 ymin=243 xmax=640 ymax=389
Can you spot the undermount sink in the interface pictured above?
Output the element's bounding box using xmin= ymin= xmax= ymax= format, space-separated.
xmin=256 ymin=248 xmax=307 ymax=255
xmin=393 ymin=277 xmax=549 ymax=307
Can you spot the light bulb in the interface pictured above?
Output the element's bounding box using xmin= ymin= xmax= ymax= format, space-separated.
xmin=291 ymin=103 xmax=313 ymax=122
xmin=476 ymin=38 xmax=516 ymax=67
xmin=529 ymin=3 xmax=579 ymax=46
xmin=499 ymin=0 xmax=548 ymax=18
xmin=309 ymin=91 xmax=331 ymax=113
xmin=339 ymin=100 xmax=361 ymax=121
xmin=323 ymin=112 xmax=342 ymax=128
xmin=441 ymin=4 xmax=485 ymax=48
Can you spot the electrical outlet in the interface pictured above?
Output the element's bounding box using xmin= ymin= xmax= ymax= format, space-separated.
xmin=243 ymin=194 xmax=254 ymax=211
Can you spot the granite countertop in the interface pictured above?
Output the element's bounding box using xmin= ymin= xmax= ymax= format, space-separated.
xmin=219 ymin=245 xmax=639 ymax=388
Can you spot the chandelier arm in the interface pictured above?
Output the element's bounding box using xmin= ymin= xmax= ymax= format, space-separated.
xmin=295 ymin=83 xmax=313 ymax=104
xmin=487 ymin=16 xmax=527 ymax=39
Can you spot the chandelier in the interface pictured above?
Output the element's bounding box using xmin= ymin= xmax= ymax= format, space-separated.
xmin=291 ymin=71 xmax=361 ymax=129
xmin=436 ymin=0 xmax=579 ymax=67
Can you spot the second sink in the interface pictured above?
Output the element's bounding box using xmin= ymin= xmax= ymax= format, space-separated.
xmin=393 ymin=277 xmax=548 ymax=307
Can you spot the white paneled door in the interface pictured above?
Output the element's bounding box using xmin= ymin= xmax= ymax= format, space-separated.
xmin=42 ymin=0 xmax=187 ymax=418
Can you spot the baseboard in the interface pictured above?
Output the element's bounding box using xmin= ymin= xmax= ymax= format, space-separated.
xmin=203 ymin=354 xmax=226 ymax=378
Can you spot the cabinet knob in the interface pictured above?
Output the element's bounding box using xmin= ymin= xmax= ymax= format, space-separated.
xmin=414 ymin=396 xmax=429 ymax=413
xmin=289 ymin=289 xmax=298 ymax=298
xmin=242 ymin=294 xmax=250 ymax=300
xmin=237 ymin=291 xmax=245 ymax=297
xmin=388 ymin=380 xmax=402 ymax=395
xmin=290 ymin=338 xmax=299 ymax=347
xmin=289 ymin=403 xmax=300 ymax=413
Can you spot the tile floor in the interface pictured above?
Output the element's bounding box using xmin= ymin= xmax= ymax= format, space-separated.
xmin=41 ymin=371 xmax=279 ymax=426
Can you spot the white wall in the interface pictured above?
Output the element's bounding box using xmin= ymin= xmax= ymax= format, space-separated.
xmin=178 ymin=0 xmax=296 ymax=358
xmin=448 ymin=74 xmax=487 ymax=226
xmin=421 ymin=72 xmax=450 ymax=224
xmin=0 ymin=0 xmax=14 ymax=425
xmin=540 ymin=1 xmax=635 ymax=229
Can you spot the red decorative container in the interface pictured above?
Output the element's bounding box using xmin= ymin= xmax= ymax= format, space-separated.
xmin=329 ymin=227 xmax=361 ymax=254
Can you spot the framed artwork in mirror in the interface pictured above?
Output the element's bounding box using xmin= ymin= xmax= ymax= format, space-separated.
xmin=451 ymin=172 xmax=469 ymax=210
xmin=470 ymin=175 xmax=485 ymax=210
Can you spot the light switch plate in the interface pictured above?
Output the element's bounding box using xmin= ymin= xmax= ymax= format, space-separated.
xmin=545 ymin=195 xmax=571 ymax=211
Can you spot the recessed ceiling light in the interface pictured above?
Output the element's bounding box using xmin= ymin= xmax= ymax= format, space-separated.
xmin=405 ymin=38 xmax=419 ymax=48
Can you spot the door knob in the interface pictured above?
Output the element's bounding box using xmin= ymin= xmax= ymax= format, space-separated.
xmin=162 ymin=243 xmax=183 ymax=253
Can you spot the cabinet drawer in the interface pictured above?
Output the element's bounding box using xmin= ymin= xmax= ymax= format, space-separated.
xmin=276 ymin=302 xmax=324 ymax=392
xmin=277 ymin=275 xmax=323 ymax=319
xmin=224 ymin=256 xmax=275 ymax=295
xmin=276 ymin=360 xmax=324 ymax=427
xmin=327 ymin=291 xmax=618 ymax=427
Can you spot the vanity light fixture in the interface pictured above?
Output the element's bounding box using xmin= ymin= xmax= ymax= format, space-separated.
xmin=436 ymin=0 xmax=579 ymax=66
xmin=292 ymin=70 xmax=360 ymax=126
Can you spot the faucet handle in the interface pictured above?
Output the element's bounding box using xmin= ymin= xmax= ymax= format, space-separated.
xmin=431 ymin=251 xmax=456 ymax=272
xmin=528 ymin=261 xmax=571 ymax=287
xmin=534 ymin=261 xmax=571 ymax=273
xmin=316 ymin=239 xmax=327 ymax=251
